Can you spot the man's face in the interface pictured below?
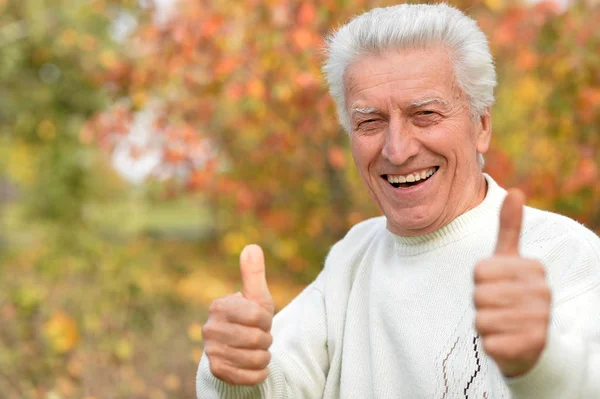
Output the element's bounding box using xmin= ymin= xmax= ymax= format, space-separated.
xmin=344 ymin=47 xmax=492 ymax=236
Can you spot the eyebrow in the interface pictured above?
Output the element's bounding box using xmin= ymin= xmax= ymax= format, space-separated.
xmin=407 ymin=97 xmax=450 ymax=109
xmin=350 ymin=98 xmax=451 ymax=119
xmin=351 ymin=107 xmax=381 ymax=117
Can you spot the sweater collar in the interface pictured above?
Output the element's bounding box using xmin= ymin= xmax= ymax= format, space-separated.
xmin=388 ymin=174 xmax=506 ymax=255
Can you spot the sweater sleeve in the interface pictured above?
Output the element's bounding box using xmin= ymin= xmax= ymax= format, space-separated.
xmin=196 ymin=276 xmax=329 ymax=399
xmin=506 ymin=228 xmax=600 ymax=399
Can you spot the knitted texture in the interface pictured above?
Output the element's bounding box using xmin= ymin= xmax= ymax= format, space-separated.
xmin=197 ymin=174 xmax=600 ymax=399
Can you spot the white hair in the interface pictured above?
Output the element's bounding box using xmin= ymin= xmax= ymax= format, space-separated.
xmin=323 ymin=4 xmax=496 ymax=167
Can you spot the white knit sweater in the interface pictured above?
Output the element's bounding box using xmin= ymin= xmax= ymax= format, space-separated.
xmin=197 ymin=175 xmax=600 ymax=398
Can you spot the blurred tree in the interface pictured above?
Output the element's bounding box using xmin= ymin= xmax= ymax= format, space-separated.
xmin=480 ymin=0 xmax=600 ymax=227
xmin=0 ymin=0 xmax=137 ymax=397
xmin=0 ymin=0 xmax=131 ymax=236
xmin=89 ymin=0 xmax=599 ymax=283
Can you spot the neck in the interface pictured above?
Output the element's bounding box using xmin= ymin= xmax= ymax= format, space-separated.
xmin=387 ymin=173 xmax=489 ymax=237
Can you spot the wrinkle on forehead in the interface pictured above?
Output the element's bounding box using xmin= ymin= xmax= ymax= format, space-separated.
xmin=343 ymin=46 xmax=456 ymax=100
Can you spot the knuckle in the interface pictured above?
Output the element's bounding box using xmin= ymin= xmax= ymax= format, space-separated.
xmin=534 ymin=307 xmax=550 ymax=324
xmin=247 ymin=307 xmax=264 ymax=326
xmin=227 ymin=368 xmax=244 ymax=385
xmin=482 ymin=337 xmax=498 ymax=356
xmin=255 ymin=350 xmax=271 ymax=368
xmin=535 ymin=283 xmax=551 ymax=301
xmin=209 ymin=298 xmax=225 ymax=315
xmin=524 ymin=261 xmax=546 ymax=277
xmin=265 ymin=332 xmax=273 ymax=348
xmin=203 ymin=342 xmax=221 ymax=359
xmin=473 ymin=262 xmax=487 ymax=282
xmin=201 ymin=322 xmax=216 ymax=339
xmin=474 ymin=314 xmax=485 ymax=332
xmin=246 ymin=350 xmax=267 ymax=368
xmin=247 ymin=329 xmax=265 ymax=347
xmin=202 ymin=320 xmax=229 ymax=343
xmin=209 ymin=360 xmax=227 ymax=379
xmin=534 ymin=262 xmax=547 ymax=276
xmin=473 ymin=288 xmax=486 ymax=308
xmin=257 ymin=368 xmax=270 ymax=383
xmin=529 ymin=328 xmax=547 ymax=349
xmin=231 ymin=368 xmax=263 ymax=386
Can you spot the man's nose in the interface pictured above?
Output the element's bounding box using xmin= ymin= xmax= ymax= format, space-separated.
xmin=381 ymin=119 xmax=420 ymax=165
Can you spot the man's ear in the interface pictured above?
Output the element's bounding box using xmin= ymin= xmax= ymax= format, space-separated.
xmin=476 ymin=109 xmax=492 ymax=155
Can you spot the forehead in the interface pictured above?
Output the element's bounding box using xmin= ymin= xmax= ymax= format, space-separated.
xmin=344 ymin=47 xmax=459 ymax=108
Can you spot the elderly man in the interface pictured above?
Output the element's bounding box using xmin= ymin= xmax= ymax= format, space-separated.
xmin=197 ymin=3 xmax=600 ymax=398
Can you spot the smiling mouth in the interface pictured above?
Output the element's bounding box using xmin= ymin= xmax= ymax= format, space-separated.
xmin=383 ymin=166 xmax=439 ymax=189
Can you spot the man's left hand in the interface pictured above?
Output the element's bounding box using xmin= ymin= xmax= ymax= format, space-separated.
xmin=474 ymin=189 xmax=552 ymax=378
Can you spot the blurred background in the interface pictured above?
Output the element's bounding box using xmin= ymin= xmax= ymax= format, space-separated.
xmin=0 ymin=0 xmax=598 ymax=398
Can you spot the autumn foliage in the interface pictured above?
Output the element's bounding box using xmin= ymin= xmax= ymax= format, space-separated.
xmin=88 ymin=0 xmax=600 ymax=280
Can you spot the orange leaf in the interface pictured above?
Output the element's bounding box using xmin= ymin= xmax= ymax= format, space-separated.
xmin=328 ymin=146 xmax=346 ymax=170
xmin=292 ymin=28 xmax=314 ymax=50
xmin=298 ymin=3 xmax=317 ymax=26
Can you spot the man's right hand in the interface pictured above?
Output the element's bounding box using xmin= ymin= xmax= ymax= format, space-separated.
xmin=202 ymin=244 xmax=275 ymax=386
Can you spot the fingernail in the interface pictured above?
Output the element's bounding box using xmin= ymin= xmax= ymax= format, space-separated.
xmin=242 ymin=245 xmax=254 ymax=263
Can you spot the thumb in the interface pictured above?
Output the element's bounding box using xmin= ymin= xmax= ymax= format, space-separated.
xmin=495 ymin=189 xmax=525 ymax=256
xmin=240 ymin=244 xmax=274 ymax=313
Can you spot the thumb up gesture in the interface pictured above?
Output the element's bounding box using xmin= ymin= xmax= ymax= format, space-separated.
xmin=474 ymin=190 xmax=552 ymax=377
xmin=202 ymin=244 xmax=274 ymax=385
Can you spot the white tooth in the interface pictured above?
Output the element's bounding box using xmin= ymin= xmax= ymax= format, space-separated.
xmin=387 ymin=176 xmax=394 ymax=183
xmin=427 ymin=169 xmax=433 ymax=177
xmin=414 ymin=174 xmax=421 ymax=181
xmin=392 ymin=176 xmax=399 ymax=183
xmin=406 ymin=174 xmax=415 ymax=182
xmin=398 ymin=175 xmax=406 ymax=183
xmin=420 ymin=171 xmax=427 ymax=179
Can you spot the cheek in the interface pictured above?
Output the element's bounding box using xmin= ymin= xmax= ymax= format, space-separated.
xmin=350 ymin=138 xmax=373 ymax=167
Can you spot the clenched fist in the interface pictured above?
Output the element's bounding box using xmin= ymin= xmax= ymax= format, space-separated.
xmin=202 ymin=244 xmax=274 ymax=385
xmin=474 ymin=190 xmax=552 ymax=378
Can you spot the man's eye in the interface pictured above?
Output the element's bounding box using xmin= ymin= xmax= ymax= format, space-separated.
xmin=417 ymin=110 xmax=436 ymax=116
xmin=358 ymin=119 xmax=378 ymax=127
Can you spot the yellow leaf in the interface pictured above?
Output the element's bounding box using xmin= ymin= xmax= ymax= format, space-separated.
xmin=221 ymin=231 xmax=246 ymax=255
xmin=515 ymin=76 xmax=542 ymax=109
xmin=274 ymin=83 xmax=292 ymax=101
xmin=44 ymin=312 xmax=79 ymax=353
xmin=60 ymin=28 xmax=78 ymax=47
xmin=164 ymin=374 xmax=181 ymax=391
xmin=7 ymin=142 xmax=36 ymax=185
xmin=276 ymin=239 xmax=298 ymax=261
xmin=177 ymin=270 xmax=234 ymax=306
xmin=37 ymin=119 xmax=56 ymax=141
xmin=132 ymin=91 xmax=148 ymax=108
xmin=187 ymin=322 xmax=203 ymax=342
xmin=485 ymin=0 xmax=504 ymax=12
xmin=100 ymin=50 xmax=118 ymax=69
xmin=191 ymin=346 xmax=204 ymax=363
xmin=115 ymin=339 xmax=134 ymax=360
xmin=149 ymin=389 xmax=167 ymax=399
